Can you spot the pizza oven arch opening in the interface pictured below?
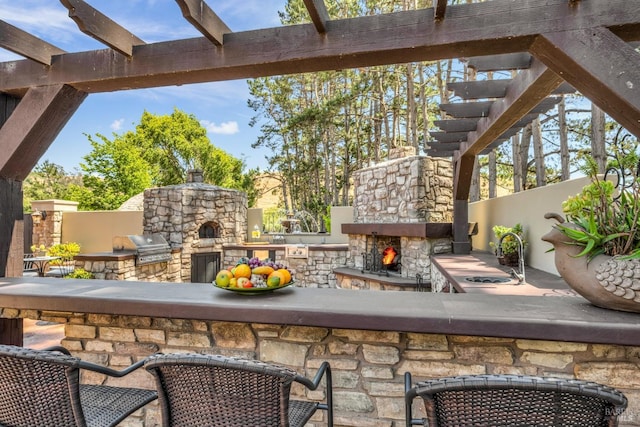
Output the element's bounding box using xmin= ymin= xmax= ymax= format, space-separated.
xmin=198 ymin=221 xmax=221 ymax=239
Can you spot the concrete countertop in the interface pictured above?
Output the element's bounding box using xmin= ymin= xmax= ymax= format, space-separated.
xmin=0 ymin=277 xmax=638 ymax=346
xmin=433 ymin=252 xmax=575 ymax=296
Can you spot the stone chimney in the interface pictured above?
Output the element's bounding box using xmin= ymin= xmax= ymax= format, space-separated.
xmin=187 ymin=169 xmax=204 ymax=183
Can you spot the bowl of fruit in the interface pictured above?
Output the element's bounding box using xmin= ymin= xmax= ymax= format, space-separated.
xmin=213 ymin=257 xmax=293 ymax=294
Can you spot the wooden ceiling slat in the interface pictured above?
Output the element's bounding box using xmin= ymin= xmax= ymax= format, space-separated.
xmin=439 ymin=101 xmax=494 ymax=118
xmin=303 ymin=0 xmax=330 ymax=34
xmin=433 ymin=118 xmax=479 ymax=132
xmin=429 ymin=142 xmax=461 ymax=150
xmin=466 ymin=53 xmax=532 ymax=71
xmin=2 ymin=0 xmax=639 ymax=95
xmin=176 ymin=0 xmax=231 ymax=46
xmin=434 ymin=0 xmax=447 ymax=21
xmin=429 ymin=131 xmax=468 ymax=143
xmin=454 ymin=58 xmax=564 ymax=200
xmin=0 ymin=21 xmax=65 ymax=66
xmin=60 ymin=0 xmax=145 ymax=57
xmin=447 ymin=79 xmax=511 ymax=99
xmin=530 ymin=27 xmax=640 ymax=140
xmin=553 ymin=82 xmax=576 ymax=95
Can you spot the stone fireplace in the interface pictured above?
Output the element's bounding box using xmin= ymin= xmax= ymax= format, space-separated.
xmin=338 ymin=150 xmax=454 ymax=289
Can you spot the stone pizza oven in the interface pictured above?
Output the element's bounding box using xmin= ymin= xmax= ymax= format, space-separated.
xmin=143 ymin=169 xmax=247 ymax=282
xmin=339 ymin=148 xmax=454 ymax=289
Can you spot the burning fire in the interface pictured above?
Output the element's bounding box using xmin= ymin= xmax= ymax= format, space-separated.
xmin=382 ymin=247 xmax=397 ymax=265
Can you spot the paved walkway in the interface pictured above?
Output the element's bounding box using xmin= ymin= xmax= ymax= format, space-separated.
xmin=23 ymin=318 xmax=64 ymax=349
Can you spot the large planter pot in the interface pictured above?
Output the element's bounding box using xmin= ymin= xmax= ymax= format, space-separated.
xmin=542 ymin=213 xmax=640 ymax=313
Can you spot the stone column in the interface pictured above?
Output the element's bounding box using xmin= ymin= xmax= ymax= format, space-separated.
xmin=31 ymin=200 xmax=79 ymax=248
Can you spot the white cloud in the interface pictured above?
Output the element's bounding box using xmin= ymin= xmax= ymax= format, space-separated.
xmin=111 ymin=119 xmax=124 ymax=131
xmin=201 ymin=120 xmax=239 ymax=135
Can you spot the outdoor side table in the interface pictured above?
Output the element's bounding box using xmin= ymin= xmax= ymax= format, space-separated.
xmin=24 ymin=256 xmax=60 ymax=277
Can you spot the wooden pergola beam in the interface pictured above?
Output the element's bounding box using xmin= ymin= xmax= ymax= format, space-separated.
xmin=2 ymin=0 xmax=639 ymax=95
xmin=454 ymin=58 xmax=563 ymax=200
xmin=530 ymin=27 xmax=640 ymax=140
xmin=175 ymin=0 xmax=231 ymax=46
xmin=303 ymin=0 xmax=330 ymax=34
xmin=60 ymin=0 xmax=145 ymax=57
xmin=434 ymin=0 xmax=447 ymax=21
xmin=0 ymin=21 xmax=65 ymax=66
xmin=0 ymin=84 xmax=87 ymax=181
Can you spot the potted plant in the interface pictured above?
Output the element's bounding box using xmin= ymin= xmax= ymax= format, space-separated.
xmin=543 ymin=150 xmax=640 ymax=313
xmin=489 ymin=223 xmax=526 ymax=267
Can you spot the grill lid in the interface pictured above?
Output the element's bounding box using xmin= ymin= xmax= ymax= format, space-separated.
xmin=113 ymin=234 xmax=172 ymax=265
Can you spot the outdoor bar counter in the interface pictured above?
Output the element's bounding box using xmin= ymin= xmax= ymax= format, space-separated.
xmin=1 ymin=277 xmax=639 ymax=425
xmin=0 ymin=277 xmax=639 ymax=345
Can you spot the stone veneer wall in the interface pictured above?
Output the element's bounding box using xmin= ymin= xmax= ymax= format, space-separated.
xmin=223 ymin=246 xmax=348 ymax=288
xmin=77 ymin=251 xmax=182 ymax=282
xmin=352 ymin=156 xmax=453 ymax=224
xmin=5 ymin=309 xmax=639 ymax=426
xmin=143 ymin=183 xmax=247 ymax=282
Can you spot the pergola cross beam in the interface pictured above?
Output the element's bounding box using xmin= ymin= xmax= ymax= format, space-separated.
xmin=303 ymin=0 xmax=330 ymax=33
xmin=60 ymin=0 xmax=145 ymax=57
xmin=176 ymin=0 xmax=231 ymax=45
xmin=0 ymin=21 xmax=66 ymax=66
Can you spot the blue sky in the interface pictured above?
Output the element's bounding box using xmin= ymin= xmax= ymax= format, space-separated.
xmin=1 ymin=0 xmax=286 ymax=173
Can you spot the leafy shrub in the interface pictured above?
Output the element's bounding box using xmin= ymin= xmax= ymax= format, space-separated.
xmin=555 ymin=151 xmax=640 ymax=260
xmin=47 ymin=242 xmax=81 ymax=266
xmin=489 ymin=223 xmax=526 ymax=256
xmin=65 ymin=268 xmax=93 ymax=279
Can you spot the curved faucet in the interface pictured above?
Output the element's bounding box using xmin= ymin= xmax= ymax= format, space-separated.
xmin=498 ymin=231 xmax=525 ymax=284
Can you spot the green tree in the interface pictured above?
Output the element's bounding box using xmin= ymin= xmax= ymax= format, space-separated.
xmin=22 ymin=161 xmax=83 ymax=211
xmin=80 ymin=132 xmax=152 ymax=210
xmin=80 ymin=108 xmax=257 ymax=209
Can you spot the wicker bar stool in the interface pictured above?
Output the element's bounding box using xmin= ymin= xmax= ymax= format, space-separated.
xmin=405 ymin=373 xmax=628 ymax=427
xmin=145 ymin=353 xmax=333 ymax=426
xmin=0 ymin=344 xmax=157 ymax=427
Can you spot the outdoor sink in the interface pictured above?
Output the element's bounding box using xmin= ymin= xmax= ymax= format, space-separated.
xmin=464 ymin=276 xmax=512 ymax=284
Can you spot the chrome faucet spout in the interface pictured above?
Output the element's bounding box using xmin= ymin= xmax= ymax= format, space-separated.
xmin=498 ymin=231 xmax=525 ymax=284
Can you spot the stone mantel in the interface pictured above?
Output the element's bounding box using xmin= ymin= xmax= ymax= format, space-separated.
xmin=1 ymin=277 xmax=639 ymax=346
xmin=341 ymin=222 xmax=452 ymax=238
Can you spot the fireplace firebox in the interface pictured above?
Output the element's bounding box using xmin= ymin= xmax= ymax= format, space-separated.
xmin=362 ymin=233 xmax=401 ymax=276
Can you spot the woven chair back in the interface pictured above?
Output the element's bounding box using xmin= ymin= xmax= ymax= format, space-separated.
xmin=0 ymin=345 xmax=85 ymax=427
xmin=414 ymin=375 xmax=628 ymax=427
xmin=146 ymin=353 xmax=299 ymax=427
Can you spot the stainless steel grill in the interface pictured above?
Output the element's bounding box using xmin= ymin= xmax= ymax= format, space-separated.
xmin=112 ymin=234 xmax=172 ymax=266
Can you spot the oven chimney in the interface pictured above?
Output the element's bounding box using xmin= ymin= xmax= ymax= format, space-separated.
xmin=187 ymin=169 xmax=204 ymax=183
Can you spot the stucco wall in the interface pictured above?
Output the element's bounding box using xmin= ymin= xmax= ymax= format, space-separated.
xmin=469 ymin=176 xmax=591 ymax=275
xmin=62 ymin=211 xmax=143 ymax=254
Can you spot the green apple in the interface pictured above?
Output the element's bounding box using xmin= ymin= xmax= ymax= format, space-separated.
xmin=215 ymin=270 xmax=232 ymax=287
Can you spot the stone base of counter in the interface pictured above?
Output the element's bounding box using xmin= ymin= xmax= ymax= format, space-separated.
xmin=4 ymin=308 xmax=639 ymax=427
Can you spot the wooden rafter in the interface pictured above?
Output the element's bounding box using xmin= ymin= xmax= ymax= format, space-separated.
xmin=434 ymin=0 xmax=447 ymax=21
xmin=60 ymin=0 xmax=144 ymax=58
xmin=176 ymin=0 xmax=231 ymax=46
xmin=530 ymin=27 xmax=640 ymax=141
xmin=303 ymin=0 xmax=330 ymax=33
xmin=2 ymin=0 xmax=639 ymax=96
xmin=0 ymin=21 xmax=65 ymax=66
xmin=454 ymin=58 xmax=564 ymax=200
xmin=0 ymin=84 xmax=87 ymax=181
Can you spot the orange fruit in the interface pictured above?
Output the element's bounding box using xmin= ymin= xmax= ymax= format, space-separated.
xmin=234 ymin=264 xmax=252 ymax=279
xmin=276 ymin=268 xmax=292 ymax=284
xmin=268 ymin=270 xmax=287 ymax=287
